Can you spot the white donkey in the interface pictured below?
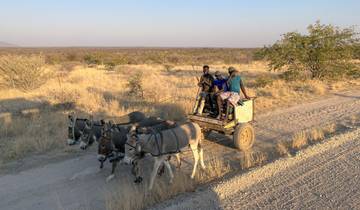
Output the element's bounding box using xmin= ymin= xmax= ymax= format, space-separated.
xmin=126 ymin=122 xmax=205 ymax=190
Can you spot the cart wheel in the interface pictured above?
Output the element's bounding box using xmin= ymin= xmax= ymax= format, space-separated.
xmin=233 ymin=123 xmax=255 ymax=151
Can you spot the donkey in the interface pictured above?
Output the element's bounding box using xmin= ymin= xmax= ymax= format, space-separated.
xmin=77 ymin=111 xmax=147 ymax=150
xmin=78 ymin=119 xmax=105 ymax=150
xmin=126 ymin=122 xmax=205 ymax=190
xmin=97 ymin=122 xmax=132 ymax=181
xmin=97 ymin=119 xmax=181 ymax=183
xmin=67 ymin=114 xmax=88 ymax=145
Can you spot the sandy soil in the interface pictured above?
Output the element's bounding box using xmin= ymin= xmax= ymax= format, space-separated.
xmin=155 ymin=128 xmax=360 ymax=210
xmin=0 ymin=90 xmax=359 ymax=210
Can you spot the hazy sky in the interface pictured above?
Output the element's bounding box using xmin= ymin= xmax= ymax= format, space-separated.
xmin=0 ymin=0 xmax=359 ymax=47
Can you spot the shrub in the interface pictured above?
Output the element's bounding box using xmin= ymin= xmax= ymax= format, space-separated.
xmin=261 ymin=21 xmax=360 ymax=80
xmin=254 ymin=75 xmax=274 ymax=87
xmin=127 ymin=71 xmax=144 ymax=98
xmin=163 ymin=64 xmax=174 ymax=72
xmin=279 ymin=70 xmax=305 ymax=81
xmin=83 ymin=54 xmax=102 ymax=65
xmin=0 ymin=54 xmax=50 ymax=91
xmin=104 ymin=61 xmax=116 ymax=71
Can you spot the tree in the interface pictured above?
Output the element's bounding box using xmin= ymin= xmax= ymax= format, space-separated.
xmin=260 ymin=21 xmax=359 ymax=80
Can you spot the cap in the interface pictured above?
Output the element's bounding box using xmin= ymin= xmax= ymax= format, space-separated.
xmin=228 ymin=66 xmax=236 ymax=73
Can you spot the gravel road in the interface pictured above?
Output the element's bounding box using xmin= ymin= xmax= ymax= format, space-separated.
xmin=156 ymin=128 xmax=360 ymax=210
xmin=0 ymin=90 xmax=359 ymax=210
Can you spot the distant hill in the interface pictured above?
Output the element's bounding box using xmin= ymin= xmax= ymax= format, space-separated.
xmin=0 ymin=41 xmax=18 ymax=47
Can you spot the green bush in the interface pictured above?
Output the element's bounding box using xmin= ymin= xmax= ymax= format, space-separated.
xmin=254 ymin=76 xmax=274 ymax=87
xmin=261 ymin=21 xmax=359 ymax=80
xmin=0 ymin=55 xmax=50 ymax=91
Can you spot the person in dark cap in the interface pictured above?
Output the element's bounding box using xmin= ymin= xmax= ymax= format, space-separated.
xmin=216 ymin=67 xmax=250 ymax=119
xmin=193 ymin=65 xmax=214 ymax=115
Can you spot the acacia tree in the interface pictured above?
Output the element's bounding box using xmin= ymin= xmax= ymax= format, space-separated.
xmin=260 ymin=21 xmax=359 ymax=80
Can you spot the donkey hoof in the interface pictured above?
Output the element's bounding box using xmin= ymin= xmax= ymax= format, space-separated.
xmin=106 ymin=174 xmax=115 ymax=182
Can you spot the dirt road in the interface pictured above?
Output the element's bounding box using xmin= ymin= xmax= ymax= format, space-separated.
xmin=156 ymin=128 xmax=360 ymax=210
xmin=0 ymin=90 xmax=359 ymax=210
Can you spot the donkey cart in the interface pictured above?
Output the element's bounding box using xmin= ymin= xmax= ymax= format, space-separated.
xmin=188 ymin=98 xmax=255 ymax=151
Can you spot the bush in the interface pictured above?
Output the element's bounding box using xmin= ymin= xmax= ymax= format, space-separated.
xmin=261 ymin=21 xmax=359 ymax=80
xmin=0 ymin=54 xmax=50 ymax=91
xmin=104 ymin=61 xmax=116 ymax=71
xmin=83 ymin=54 xmax=102 ymax=65
xmin=127 ymin=71 xmax=144 ymax=98
xmin=254 ymin=76 xmax=274 ymax=87
xmin=279 ymin=70 xmax=305 ymax=81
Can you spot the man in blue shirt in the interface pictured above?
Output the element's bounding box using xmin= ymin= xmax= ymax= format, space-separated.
xmin=213 ymin=71 xmax=228 ymax=92
xmin=216 ymin=67 xmax=250 ymax=120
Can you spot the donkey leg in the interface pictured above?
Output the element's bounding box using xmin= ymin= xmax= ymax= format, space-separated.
xmin=175 ymin=153 xmax=181 ymax=169
xmin=164 ymin=159 xmax=174 ymax=184
xmin=199 ymin=145 xmax=206 ymax=169
xmin=149 ymin=156 xmax=164 ymax=191
xmin=190 ymin=145 xmax=199 ymax=179
xmin=106 ymin=161 xmax=117 ymax=182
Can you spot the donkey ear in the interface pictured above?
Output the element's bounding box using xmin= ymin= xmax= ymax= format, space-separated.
xmin=85 ymin=119 xmax=92 ymax=127
xmin=100 ymin=119 xmax=105 ymax=125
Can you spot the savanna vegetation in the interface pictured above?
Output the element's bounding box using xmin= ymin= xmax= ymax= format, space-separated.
xmin=0 ymin=21 xmax=359 ymax=165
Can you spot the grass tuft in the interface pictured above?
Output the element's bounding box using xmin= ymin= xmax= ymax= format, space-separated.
xmin=291 ymin=131 xmax=308 ymax=150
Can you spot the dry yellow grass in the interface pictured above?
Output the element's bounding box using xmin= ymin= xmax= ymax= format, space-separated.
xmin=291 ymin=131 xmax=308 ymax=150
xmin=105 ymin=170 xmax=195 ymax=210
xmin=276 ymin=141 xmax=291 ymax=157
xmin=105 ymin=156 xmax=230 ymax=210
xmin=323 ymin=123 xmax=337 ymax=135
xmin=310 ymin=127 xmax=325 ymax=142
xmin=240 ymin=150 xmax=268 ymax=170
xmin=195 ymin=157 xmax=231 ymax=183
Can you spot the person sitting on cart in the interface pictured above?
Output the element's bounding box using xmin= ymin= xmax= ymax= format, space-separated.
xmin=212 ymin=71 xmax=228 ymax=115
xmin=194 ymin=65 xmax=214 ymax=115
xmin=213 ymin=71 xmax=228 ymax=93
xmin=216 ymin=67 xmax=250 ymax=120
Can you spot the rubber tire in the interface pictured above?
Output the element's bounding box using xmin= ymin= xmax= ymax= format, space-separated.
xmin=233 ymin=123 xmax=255 ymax=151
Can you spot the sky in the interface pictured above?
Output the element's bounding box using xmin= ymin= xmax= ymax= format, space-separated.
xmin=0 ymin=0 xmax=359 ymax=47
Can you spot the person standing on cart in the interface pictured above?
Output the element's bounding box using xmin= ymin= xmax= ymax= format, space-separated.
xmin=193 ymin=65 xmax=214 ymax=115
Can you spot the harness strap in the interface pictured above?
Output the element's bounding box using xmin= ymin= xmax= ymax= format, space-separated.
xmin=169 ymin=129 xmax=180 ymax=153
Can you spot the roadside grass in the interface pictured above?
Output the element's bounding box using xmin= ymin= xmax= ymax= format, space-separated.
xmin=105 ymin=170 xmax=195 ymax=210
xmin=291 ymin=131 xmax=308 ymax=150
xmin=0 ymin=111 xmax=67 ymax=163
xmin=105 ymin=156 xmax=231 ymax=210
xmin=240 ymin=150 xmax=268 ymax=170
xmin=276 ymin=141 xmax=291 ymax=157
xmin=309 ymin=127 xmax=325 ymax=143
